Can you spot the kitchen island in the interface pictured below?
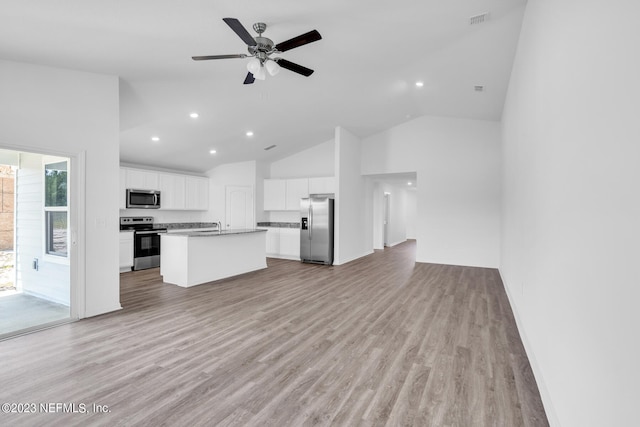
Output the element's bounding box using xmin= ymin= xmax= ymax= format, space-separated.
xmin=160 ymin=229 xmax=267 ymax=287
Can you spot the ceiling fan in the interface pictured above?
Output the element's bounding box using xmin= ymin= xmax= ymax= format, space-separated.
xmin=192 ymin=18 xmax=322 ymax=84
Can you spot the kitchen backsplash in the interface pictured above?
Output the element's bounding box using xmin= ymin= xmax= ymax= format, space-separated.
xmin=120 ymin=209 xmax=212 ymax=224
xmin=268 ymin=210 xmax=300 ymax=223
xmin=256 ymin=222 xmax=300 ymax=228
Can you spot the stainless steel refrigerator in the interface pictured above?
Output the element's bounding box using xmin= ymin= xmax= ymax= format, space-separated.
xmin=300 ymin=196 xmax=334 ymax=265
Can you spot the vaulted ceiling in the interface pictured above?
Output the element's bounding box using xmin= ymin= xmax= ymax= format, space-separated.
xmin=0 ymin=0 xmax=526 ymax=173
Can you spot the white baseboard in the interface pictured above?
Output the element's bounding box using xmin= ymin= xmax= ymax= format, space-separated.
xmin=84 ymin=304 xmax=123 ymax=319
xmin=385 ymin=239 xmax=406 ymax=247
xmin=266 ymin=254 xmax=300 ymax=261
xmin=498 ymin=269 xmax=559 ymax=427
xmin=334 ymin=250 xmax=374 ymax=266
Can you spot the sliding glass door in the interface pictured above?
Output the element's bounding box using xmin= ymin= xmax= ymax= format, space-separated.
xmin=0 ymin=149 xmax=72 ymax=339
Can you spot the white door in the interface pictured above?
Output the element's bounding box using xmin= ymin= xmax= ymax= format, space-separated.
xmin=225 ymin=186 xmax=254 ymax=230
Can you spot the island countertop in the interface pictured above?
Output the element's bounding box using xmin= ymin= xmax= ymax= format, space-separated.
xmin=165 ymin=229 xmax=267 ymax=237
xmin=160 ymin=230 xmax=267 ymax=287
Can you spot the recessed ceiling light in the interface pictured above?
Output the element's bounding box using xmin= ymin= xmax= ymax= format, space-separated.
xmin=408 ymin=182 xmax=413 ymax=186
xmin=151 ymin=136 xmax=160 ymax=142
xmin=209 ymin=149 xmax=217 ymax=154
xmin=246 ymin=131 xmax=254 ymax=137
xmin=415 ymin=81 xmax=424 ymax=88
xmin=190 ymin=112 xmax=199 ymax=118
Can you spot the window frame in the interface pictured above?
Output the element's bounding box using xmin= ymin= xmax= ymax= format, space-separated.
xmin=43 ymin=157 xmax=70 ymax=264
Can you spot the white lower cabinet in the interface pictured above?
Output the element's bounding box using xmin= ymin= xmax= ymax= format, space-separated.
xmin=262 ymin=227 xmax=300 ymax=260
xmin=279 ymin=228 xmax=300 ymax=259
xmin=264 ymin=228 xmax=280 ymax=255
xmin=119 ymin=231 xmax=134 ymax=273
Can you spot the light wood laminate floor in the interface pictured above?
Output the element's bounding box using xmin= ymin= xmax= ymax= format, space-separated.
xmin=0 ymin=240 xmax=548 ymax=426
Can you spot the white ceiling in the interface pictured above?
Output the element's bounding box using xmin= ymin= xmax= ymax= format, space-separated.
xmin=0 ymin=0 xmax=526 ymax=174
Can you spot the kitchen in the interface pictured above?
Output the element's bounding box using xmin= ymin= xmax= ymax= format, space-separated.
xmin=118 ymin=153 xmax=372 ymax=285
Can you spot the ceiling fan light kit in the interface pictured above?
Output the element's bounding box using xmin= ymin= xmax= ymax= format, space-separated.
xmin=265 ymin=60 xmax=280 ymax=76
xmin=192 ymin=18 xmax=322 ymax=84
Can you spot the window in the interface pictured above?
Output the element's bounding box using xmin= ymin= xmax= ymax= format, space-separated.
xmin=44 ymin=160 xmax=68 ymax=257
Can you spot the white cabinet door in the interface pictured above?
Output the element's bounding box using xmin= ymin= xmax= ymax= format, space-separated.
xmin=279 ymin=228 xmax=300 ymax=259
xmin=263 ymin=179 xmax=286 ymax=210
xmin=125 ymin=168 xmax=159 ymax=190
xmin=264 ymin=228 xmax=280 ymax=255
xmin=119 ymin=231 xmax=134 ymax=272
xmin=285 ymin=178 xmax=308 ymax=210
xmin=119 ymin=168 xmax=127 ymax=209
xmin=158 ymin=173 xmax=186 ymax=210
xmin=309 ymin=176 xmax=336 ymax=195
xmin=185 ymin=176 xmax=209 ymax=210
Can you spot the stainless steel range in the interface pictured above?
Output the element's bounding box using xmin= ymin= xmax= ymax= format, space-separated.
xmin=120 ymin=217 xmax=167 ymax=270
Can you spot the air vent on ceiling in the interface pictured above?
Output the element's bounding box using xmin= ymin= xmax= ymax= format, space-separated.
xmin=474 ymin=85 xmax=485 ymax=92
xmin=469 ymin=12 xmax=489 ymax=25
xmin=264 ymin=144 xmax=277 ymax=151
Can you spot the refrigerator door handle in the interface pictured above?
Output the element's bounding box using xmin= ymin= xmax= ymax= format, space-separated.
xmin=309 ymin=203 xmax=313 ymax=240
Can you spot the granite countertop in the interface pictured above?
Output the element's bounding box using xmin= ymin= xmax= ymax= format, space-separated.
xmin=164 ymin=229 xmax=267 ymax=237
xmin=256 ymin=222 xmax=300 ymax=228
xmin=156 ymin=222 xmax=220 ymax=230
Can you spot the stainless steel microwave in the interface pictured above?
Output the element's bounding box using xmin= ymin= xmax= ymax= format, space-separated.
xmin=126 ymin=189 xmax=161 ymax=209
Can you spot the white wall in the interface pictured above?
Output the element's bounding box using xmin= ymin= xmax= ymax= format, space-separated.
xmin=335 ymin=127 xmax=372 ymax=264
xmin=361 ymin=115 xmax=501 ymax=268
xmin=254 ymin=161 xmax=269 ymax=223
xmin=206 ymin=160 xmax=256 ymax=227
xmin=501 ymin=2 xmax=640 ymax=426
xmin=16 ymin=153 xmax=70 ymax=305
xmin=0 ymin=59 xmax=120 ymax=318
xmin=404 ymin=190 xmax=417 ymax=239
xmin=269 ymin=139 xmax=335 ymax=178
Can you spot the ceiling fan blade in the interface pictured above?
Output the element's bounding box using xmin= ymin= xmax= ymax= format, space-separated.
xmin=243 ymin=72 xmax=255 ymax=84
xmin=223 ymin=17 xmax=257 ymax=47
xmin=275 ymin=58 xmax=314 ymax=77
xmin=192 ymin=54 xmax=247 ymax=61
xmin=275 ymin=30 xmax=322 ymax=52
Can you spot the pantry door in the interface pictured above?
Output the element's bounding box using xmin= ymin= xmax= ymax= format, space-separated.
xmin=225 ymin=186 xmax=254 ymax=230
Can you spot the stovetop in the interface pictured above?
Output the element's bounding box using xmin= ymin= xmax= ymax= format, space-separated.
xmin=120 ymin=216 xmax=167 ymax=232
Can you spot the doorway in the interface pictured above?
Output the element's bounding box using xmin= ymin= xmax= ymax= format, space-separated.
xmin=366 ymin=172 xmax=418 ymax=252
xmin=0 ymin=150 xmax=72 ymax=339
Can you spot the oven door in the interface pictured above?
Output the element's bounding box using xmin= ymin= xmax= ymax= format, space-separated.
xmin=133 ymin=230 xmax=164 ymax=270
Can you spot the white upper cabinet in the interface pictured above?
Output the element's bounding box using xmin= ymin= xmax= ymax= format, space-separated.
xmin=308 ymin=176 xmax=336 ymax=195
xmin=285 ymin=178 xmax=309 ymax=210
xmin=264 ymin=177 xmax=333 ymax=211
xmin=264 ymin=179 xmax=286 ymax=211
xmin=158 ymin=173 xmax=186 ymax=210
xmin=121 ymin=167 xmax=208 ymax=211
xmin=125 ymin=168 xmax=159 ymax=190
xmin=185 ymin=176 xmax=209 ymax=210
